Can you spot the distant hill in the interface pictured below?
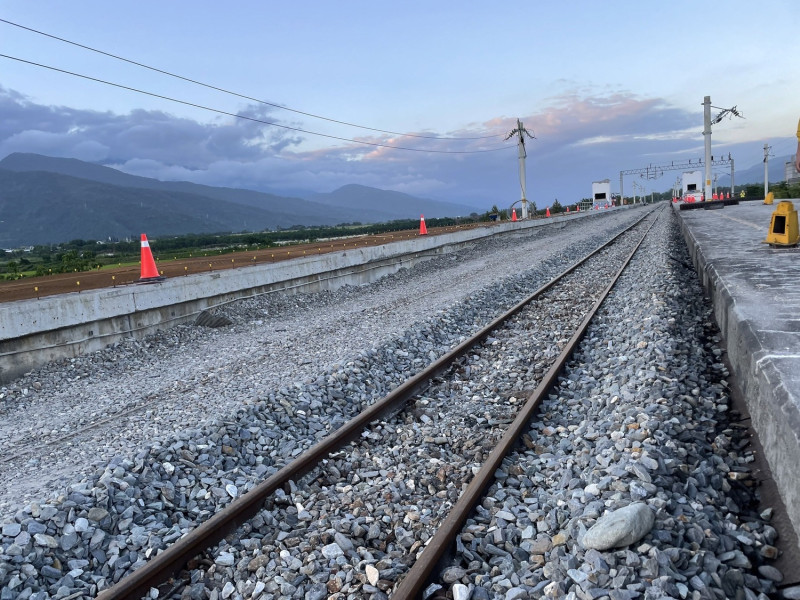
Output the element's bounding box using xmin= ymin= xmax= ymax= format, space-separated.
xmin=0 ymin=153 xmax=476 ymax=247
xmin=0 ymin=153 xmax=364 ymax=224
xmin=0 ymin=169 xmax=290 ymax=247
xmin=309 ymin=184 xmax=476 ymax=220
xmin=715 ymin=154 xmax=795 ymax=186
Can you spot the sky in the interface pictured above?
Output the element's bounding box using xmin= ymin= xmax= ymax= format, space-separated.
xmin=1 ymin=1 xmax=799 ymax=212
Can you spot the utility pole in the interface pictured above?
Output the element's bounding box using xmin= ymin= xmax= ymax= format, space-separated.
xmin=764 ymin=143 xmax=772 ymax=198
xmin=632 ymin=181 xmax=645 ymax=204
xmin=703 ymin=96 xmax=743 ymax=200
xmin=703 ymin=96 xmax=712 ymax=201
xmin=505 ymin=119 xmax=535 ymax=219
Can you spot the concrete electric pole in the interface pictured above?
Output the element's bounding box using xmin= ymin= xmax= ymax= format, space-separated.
xmin=702 ymin=96 xmax=743 ymax=201
xmin=505 ymin=119 xmax=535 ymax=219
xmin=703 ymin=96 xmax=712 ymax=201
xmin=764 ymin=143 xmax=772 ymax=198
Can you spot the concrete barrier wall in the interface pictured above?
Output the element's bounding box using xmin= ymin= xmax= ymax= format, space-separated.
xmin=677 ymin=212 xmax=800 ymax=547
xmin=0 ymin=213 xmax=590 ymax=382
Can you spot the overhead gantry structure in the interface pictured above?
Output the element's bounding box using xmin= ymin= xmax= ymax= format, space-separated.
xmin=620 ymin=156 xmax=734 ymax=203
xmin=621 ymin=96 xmax=741 ymax=203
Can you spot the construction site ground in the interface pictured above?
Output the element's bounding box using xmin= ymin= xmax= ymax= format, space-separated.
xmin=0 ymin=223 xmax=489 ymax=303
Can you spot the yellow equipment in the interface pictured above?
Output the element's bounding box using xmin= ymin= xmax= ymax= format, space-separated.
xmin=765 ymin=201 xmax=799 ymax=247
xmin=764 ymin=192 xmax=775 ymax=205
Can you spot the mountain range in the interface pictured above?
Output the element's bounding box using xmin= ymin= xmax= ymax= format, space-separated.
xmin=0 ymin=153 xmax=475 ymax=247
xmin=715 ymin=154 xmax=796 ymax=187
xmin=1 ymin=151 xmax=793 ymax=248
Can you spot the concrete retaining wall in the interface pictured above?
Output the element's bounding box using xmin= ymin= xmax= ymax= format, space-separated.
xmin=0 ymin=214 xmax=588 ymax=382
xmin=677 ymin=211 xmax=800 ymax=546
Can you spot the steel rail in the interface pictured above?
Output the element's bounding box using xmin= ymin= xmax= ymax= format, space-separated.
xmin=96 ymin=208 xmax=655 ymax=600
xmin=391 ymin=208 xmax=662 ymax=599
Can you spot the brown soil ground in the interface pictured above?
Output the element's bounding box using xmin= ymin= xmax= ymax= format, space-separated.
xmin=0 ymin=223 xmax=491 ymax=303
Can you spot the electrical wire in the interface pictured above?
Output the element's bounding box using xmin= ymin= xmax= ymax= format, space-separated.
xmin=0 ymin=18 xmax=504 ymax=141
xmin=769 ymin=138 xmax=798 ymax=156
xmin=0 ymin=53 xmax=514 ymax=154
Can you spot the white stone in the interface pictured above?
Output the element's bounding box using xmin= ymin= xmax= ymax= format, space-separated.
xmin=321 ymin=542 xmax=344 ymax=559
xmin=584 ymin=483 xmax=600 ymax=496
xmin=453 ymin=583 xmax=471 ymax=600
xmin=495 ymin=510 xmax=516 ymax=522
xmin=366 ymin=564 xmax=379 ymax=586
xmin=521 ymin=525 xmax=535 ymax=539
xmin=74 ymin=517 xmax=90 ymax=533
xmin=33 ymin=533 xmax=59 ymax=548
xmin=581 ymin=502 xmax=655 ymax=550
xmin=221 ymin=581 xmax=236 ymax=599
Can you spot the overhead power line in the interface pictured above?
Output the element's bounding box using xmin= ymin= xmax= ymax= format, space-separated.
xmin=0 ymin=18 xmax=503 ymax=141
xmin=0 ymin=53 xmax=513 ymax=155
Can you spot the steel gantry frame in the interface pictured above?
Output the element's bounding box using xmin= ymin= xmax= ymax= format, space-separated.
xmin=619 ymin=155 xmax=734 ymax=202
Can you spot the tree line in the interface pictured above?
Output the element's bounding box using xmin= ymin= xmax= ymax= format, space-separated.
xmin=4 ymin=181 xmax=799 ymax=279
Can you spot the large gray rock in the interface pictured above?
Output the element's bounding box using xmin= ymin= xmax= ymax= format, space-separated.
xmin=581 ymin=502 xmax=655 ymax=550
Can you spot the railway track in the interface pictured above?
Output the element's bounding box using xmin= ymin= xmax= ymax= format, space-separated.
xmin=2 ymin=205 xmax=787 ymax=599
xmin=0 ymin=245 xmax=548 ymax=468
xmin=95 ymin=208 xmax=659 ymax=599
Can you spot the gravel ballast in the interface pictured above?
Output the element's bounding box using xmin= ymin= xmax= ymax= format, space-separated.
xmin=426 ymin=208 xmax=789 ymax=599
xmin=187 ymin=213 xmax=644 ymax=600
xmin=0 ymin=206 xmax=792 ymax=599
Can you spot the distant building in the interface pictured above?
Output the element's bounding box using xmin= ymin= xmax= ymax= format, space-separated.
xmin=591 ymin=179 xmax=611 ymax=208
xmin=786 ymin=156 xmax=800 ymax=184
xmin=681 ymin=171 xmax=704 ymax=202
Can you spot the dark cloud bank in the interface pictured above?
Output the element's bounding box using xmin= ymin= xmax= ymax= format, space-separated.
xmin=0 ymin=86 xmax=781 ymax=209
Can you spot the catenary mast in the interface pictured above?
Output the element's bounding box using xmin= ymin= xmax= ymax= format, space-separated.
xmin=505 ymin=119 xmax=535 ymax=219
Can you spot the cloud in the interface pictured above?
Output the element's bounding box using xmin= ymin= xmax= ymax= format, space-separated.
xmin=0 ymin=86 xmax=298 ymax=168
xmin=0 ymin=85 xmax=789 ymax=210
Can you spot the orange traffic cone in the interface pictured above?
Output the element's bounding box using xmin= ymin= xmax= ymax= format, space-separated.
xmin=566 ymin=207 xmax=570 ymax=213
xmin=712 ymin=192 xmax=718 ymax=200
xmin=419 ymin=215 xmax=428 ymax=235
xmin=546 ymin=207 xmax=550 ymax=217
xmin=511 ymin=208 xmax=517 ymax=221
xmin=139 ymin=234 xmax=163 ymax=282
xmin=726 ymin=192 xmax=730 ymax=199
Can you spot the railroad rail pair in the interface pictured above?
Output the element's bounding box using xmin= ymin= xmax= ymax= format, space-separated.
xmin=98 ymin=207 xmax=660 ymax=599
